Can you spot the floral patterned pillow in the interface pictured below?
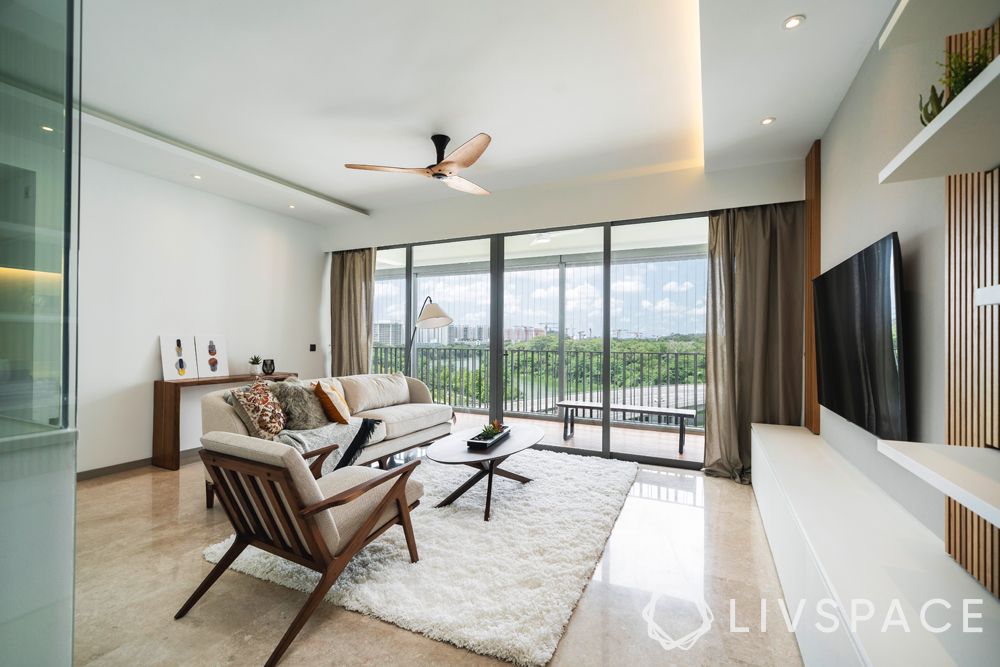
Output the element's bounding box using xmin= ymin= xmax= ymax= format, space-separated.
xmin=230 ymin=378 xmax=286 ymax=439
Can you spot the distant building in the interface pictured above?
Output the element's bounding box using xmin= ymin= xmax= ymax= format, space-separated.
xmin=503 ymin=325 xmax=546 ymax=343
xmin=373 ymin=321 xmax=403 ymax=346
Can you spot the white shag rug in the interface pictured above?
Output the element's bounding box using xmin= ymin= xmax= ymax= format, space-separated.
xmin=204 ymin=449 xmax=638 ymax=666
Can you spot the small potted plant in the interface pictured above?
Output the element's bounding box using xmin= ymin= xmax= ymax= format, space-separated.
xmin=467 ymin=419 xmax=511 ymax=450
xmin=248 ymin=355 xmax=263 ymax=375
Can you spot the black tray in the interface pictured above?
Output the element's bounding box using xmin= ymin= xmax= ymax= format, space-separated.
xmin=466 ymin=426 xmax=511 ymax=450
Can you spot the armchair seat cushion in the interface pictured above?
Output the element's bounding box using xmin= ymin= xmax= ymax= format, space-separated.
xmin=316 ymin=466 xmax=423 ymax=554
xmin=353 ymin=403 xmax=453 ymax=440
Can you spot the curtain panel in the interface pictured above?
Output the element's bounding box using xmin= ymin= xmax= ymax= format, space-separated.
xmin=703 ymin=202 xmax=804 ymax=482
xmin=329 ymin=248 xmax=376 ymax=377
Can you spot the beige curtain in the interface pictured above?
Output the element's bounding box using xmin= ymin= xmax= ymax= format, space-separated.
xmin=703 ymin=202 xmax=804 ymax=483
xmin=329 ymin=248 xmax=375 ymax=377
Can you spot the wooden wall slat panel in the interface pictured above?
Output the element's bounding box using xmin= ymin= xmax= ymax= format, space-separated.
xmin=946 ymin=166 xmax=1000 ymax=598
xmin=944 ymin=19 xmax=1000 ymax=599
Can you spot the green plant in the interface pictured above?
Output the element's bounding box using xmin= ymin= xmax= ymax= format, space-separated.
xmin=248 ymin=354 xmax=262 ymax=365
xmin=940 ymin=38 xmax=996 ymax=98
xmin=919 ymin=38 xmax=996 ymax=126
xmin=918 ymin=84 xmax=947 ymax=126
xmin=477 ymin=419 xmax=504 ymax=439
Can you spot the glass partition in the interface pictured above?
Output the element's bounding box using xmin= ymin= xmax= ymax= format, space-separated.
xmin=0 ymin=0 xmax=80 ymax=663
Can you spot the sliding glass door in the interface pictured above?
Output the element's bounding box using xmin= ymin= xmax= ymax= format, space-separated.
xmin=411 ymin=239 xmax=491 ymax=423
xmin=609 ymin=218 xmax=708 ymax=466
xmin=501 ymin=228 xmax=605 ymax=448
xmin=367 ymin=215 xmax=708 ymax=468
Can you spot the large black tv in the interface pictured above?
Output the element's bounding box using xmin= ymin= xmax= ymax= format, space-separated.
xmin=813 ymin=232 xmax=908 ymax=440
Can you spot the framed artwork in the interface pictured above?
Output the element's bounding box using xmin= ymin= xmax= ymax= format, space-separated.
xmin=195 ymin=334 xmax=230 ymax=377
xmin=159 ymin=334 xmax=199 ymax=380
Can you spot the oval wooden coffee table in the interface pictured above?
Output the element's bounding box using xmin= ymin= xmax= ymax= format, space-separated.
xmin=426 ymin=425 xmax=543 ymax=521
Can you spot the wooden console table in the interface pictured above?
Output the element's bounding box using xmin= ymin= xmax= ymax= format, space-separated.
xmin=152 ymin=372 xmax=296 ymax=470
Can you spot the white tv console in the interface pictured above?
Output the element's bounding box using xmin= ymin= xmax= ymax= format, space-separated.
xmin=751 ymin=424 xmax=999 ymax=667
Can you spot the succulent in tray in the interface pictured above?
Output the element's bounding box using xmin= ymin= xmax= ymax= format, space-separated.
xmin=476 ymin=420 xmax=505 ymax=440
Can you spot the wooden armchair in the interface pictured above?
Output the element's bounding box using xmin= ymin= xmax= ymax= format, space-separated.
xmin=175 ymin=431 xmax=422 ymax=666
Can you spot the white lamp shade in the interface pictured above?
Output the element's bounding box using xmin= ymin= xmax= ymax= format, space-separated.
xmin=415 ymin=301 xmax=453 ymax=329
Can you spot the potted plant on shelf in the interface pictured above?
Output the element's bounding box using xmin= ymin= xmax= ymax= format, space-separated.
xmin=919 ymin=37 xmax=996 ymax=126
xmin=467 ymin=419 xmax=511 ymax=450
xmin=248 ymin=355 xmax=263 ymax=375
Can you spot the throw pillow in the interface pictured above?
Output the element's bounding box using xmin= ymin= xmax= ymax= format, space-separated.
xmin=230 ymin=378 xmax=286 ymax=439
xmin=314 ymin=381 xmax=351 ymax=424
xmin=269 ymin=378 xmax=329 ymax=430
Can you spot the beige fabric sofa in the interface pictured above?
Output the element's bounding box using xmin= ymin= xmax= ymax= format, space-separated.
xmin=201 ymin=373 xmax=452 ymax=506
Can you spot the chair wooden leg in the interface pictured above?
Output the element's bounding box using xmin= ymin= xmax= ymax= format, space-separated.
xmin=175 ymin=538 xmax=247 ymax=619
xmin=264 ymin=564 xmax=344 ymax=667
xmin=397 ymin=498 xmax=419 ymax=563
xmin=205 ymin=480 xmax=215 ymax=509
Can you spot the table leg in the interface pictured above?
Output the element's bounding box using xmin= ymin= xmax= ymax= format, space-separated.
xmin=435 ymin=467 xmax=489 ymax=508
xmin=493 ymin=468 xmax=532 ymax=484
xmin=484 ymin=461 xmax=495 ymax=521
xmin=563 ymin=408 xmax=570 ymax=440
xmin=679 ymin=416 xmax=686 ymax=455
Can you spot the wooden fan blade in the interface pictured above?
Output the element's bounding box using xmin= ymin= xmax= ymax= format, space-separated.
xmin=441 ymin=176 xmax=490 ymax=195
xmin=438 ymin=133 xmax=491 ymax=171
xmin=344 ymin=164 xmax=431 ymax=176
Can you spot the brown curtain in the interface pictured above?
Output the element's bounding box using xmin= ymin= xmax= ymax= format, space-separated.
xmin=329 ymin=248 xmax=375 ymax=376
xmin=703 ymin=202 xmax=804 ymax=483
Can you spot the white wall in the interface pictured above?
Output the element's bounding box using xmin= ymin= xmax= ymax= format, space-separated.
xmin=77 ymin=158 xmax=330 ymax=472
xmin=820 ymin=40 xmax=946 ymax=537
xmin=328 ymin=160 xmax=805 ymax=249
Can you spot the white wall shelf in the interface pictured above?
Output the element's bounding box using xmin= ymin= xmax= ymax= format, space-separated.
xmin=879 ymin=0 xmax=1000 ymax=50
xmin=879 ymin=56 xmax=1000 ymax=183
xmin=878 ymin=439 xmax=1000 ymax=527
xmin=974 ymin=284 xmax=1000 ymax=306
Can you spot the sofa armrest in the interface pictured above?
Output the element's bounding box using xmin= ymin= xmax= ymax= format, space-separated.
xmin=405 ymin=377 xmax=433 ymax=404
xmin=201 ymin=389 xmax=249 ymax=436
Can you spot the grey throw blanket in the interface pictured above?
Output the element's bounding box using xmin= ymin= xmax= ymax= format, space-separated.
xmin=275 ymin=418 xmax=371 ymax=476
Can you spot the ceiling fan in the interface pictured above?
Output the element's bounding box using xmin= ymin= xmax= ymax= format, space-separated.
xmin=345 ymin=133 xmax=492 ymax=195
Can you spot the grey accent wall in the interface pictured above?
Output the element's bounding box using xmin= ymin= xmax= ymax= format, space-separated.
xmin=820 ymin=40 xmax=947 ymax=537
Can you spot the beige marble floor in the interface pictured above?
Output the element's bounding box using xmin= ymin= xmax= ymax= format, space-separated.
xmin=74 ymin=454 xmax=802 ymax=666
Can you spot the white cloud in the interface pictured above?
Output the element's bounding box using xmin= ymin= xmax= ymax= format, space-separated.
xmin=641 ymin=299 xmax=654 ymax=310
xmin=662 ymin=280 xmax=694 ymax=293
xmin=612 ymin=279 xmax=642 ymax=293
xmin=653 ymin=298 xmax=684 ymax=314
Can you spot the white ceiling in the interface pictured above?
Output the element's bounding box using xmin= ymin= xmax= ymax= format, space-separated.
xmin=699 ymin=0 xmax=896 ymax=171
xmin=78 ymin=1 xmax=897 ymax=221
xmin=81 ymin=0 xmax=703 ymax=218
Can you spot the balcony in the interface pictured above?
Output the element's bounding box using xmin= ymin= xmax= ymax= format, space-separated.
xmin=372 ymin=344 xmax=706 ymax=463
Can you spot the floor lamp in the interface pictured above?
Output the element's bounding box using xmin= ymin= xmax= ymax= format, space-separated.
xmin=408 ymin=296 xmax=453 ymax=373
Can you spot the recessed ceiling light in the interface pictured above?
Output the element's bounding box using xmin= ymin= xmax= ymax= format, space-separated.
xmin=761 ymin=117 xmax=776 ymax=126
xmin=783 ymin=14 xmax=805 ymax=30
xmin=192 ymin=174 xmax=202 ymax=180
xmin=288 ymin=204 xmax=296 ymax=209
xmin=40 ymin=125 xmax=54 ymax=132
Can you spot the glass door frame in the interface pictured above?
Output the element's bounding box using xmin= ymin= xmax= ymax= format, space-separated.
xmin=373 ymin=210 xmax=709 ymax=471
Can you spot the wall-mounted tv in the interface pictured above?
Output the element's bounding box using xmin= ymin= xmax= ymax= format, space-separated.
xmin=813 ymin=232 xmax=908 ymax=440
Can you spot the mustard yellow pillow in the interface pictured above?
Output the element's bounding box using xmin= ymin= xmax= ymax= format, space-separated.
xmin=314 ymin=381 xmax=351 ymax=424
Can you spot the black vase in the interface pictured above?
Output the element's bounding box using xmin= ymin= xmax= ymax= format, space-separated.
xmin=262 ymin=359 xmax=275 ymax=375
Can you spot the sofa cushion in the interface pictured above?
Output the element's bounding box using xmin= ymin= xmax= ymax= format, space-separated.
xmin=230 ymin=378 xmax=286 ymax=439
xmin=269 ymin=378 xmax=329 ymax=430
xmin=353 ymin=403 xmax=453 ymax=440
xmin=338 ymin=372 xmax=410 ymax=413
xmin=313 ymin=380 xmax=351 ymax=424
xmin=316 ymin=465 xmax=423 ymax=554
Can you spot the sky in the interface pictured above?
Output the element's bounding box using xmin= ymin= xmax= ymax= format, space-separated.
xmin=375 ymin=256 xmax=707 ymax=340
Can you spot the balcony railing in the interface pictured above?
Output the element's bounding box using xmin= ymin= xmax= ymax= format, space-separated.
xmin=371 ymin=345 xmax=706 ymax=429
